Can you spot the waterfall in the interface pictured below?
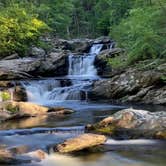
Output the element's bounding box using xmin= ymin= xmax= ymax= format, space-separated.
xmin=68 ymin=44 xmax=103 ymax=77
xmin=23 ymin=44 xmax=103 ymax=105
xmin=22 ymin=79 xmax=92 ymax=104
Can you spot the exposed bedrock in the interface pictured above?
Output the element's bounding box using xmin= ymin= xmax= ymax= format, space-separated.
xmin=89 ymin=67 xmax=166 ymax=105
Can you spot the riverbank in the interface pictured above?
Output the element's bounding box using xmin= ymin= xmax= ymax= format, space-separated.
xmin=90 ymin=60 xmax=166 ymax=105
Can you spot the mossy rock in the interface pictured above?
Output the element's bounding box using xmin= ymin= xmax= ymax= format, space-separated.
xmin=86 ymin=124 xmax=115 ymax=136
xmin=95 ymin=126 xmax=115 ymax=135
xmin=5 ymin=103 xmax=19 ymax=114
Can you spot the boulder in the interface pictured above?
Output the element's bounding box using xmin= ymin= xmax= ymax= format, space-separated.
xmin=55 ymin=134 xmax=107 ymax=153
xmin=96 ymin=48 xmax=125 ymax=59
xmin=93 ymin=36 xmax=112 ymax=44
xmin=155 ymin=131 xmax=166 ymax=139
xmin=38 ymin=51 xmax=68 ymax=76
xmin=0 ymin=81 xmax=14 ymax=88
xmin=53 ymin=38 xmax=93 ymax=53
xmin=0 ymin=51 xmax=67 ymax=79
xmin=87 ymin=108 xmax=166 ymax=139
xmin=0 ymin=149 xmax=30 ymax=165
xmin=94 ymin=48 xmax=125 ymax=76
xmin=9 ymin=145 xmax=29 ymax=155
xmin=2 ymin=53 xmax=20 ymax=60
xmin=13 ymin=86 xmax=27 ymax=102
xmin=0 ymin=101 xmax=74 ymax=121
xmin=89 ymin=68 xmax=166 ymax=105
xmin=30 ymin=47 xmax=46 ymax=58
xmin=0 ymin=58 xmax=41 ymax=79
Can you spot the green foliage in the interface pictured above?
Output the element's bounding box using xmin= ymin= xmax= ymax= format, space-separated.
xmin=0 ymin=0 xmax=165 ymax=64
xmin=0 ymin=91 xmax=11 ymax=101
xmin=36 ymin=0 xmax=74 ymax=38
xmin=0 ymin=3 xmax=49 ymax=56
xmin=5 ymin=103 xmax=19 ymax=114
xmin=36 ymin=41 xmax=52 ymax=53
xmin=108 ymin=55 xmax=128 ymax=69
xmin=111 ymin=4 xmax=166 ymax=65
xmin=160 ymin=75 xmax=166 ymax=83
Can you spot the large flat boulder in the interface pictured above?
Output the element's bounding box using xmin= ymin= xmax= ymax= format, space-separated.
xmin=0 ymin=51 xmax=67 ymax=80
xmin=87 ymin=108 xmax=166 ymax=139
xmin=55 ymin=134 xmax=107 ymax=153
xmin=0 ymin=101 xmax=74 ymax=121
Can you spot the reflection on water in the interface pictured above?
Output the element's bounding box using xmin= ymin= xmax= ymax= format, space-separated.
xmin=0 ymin=102 xmax=125 ymax=130
xmin=0 ymin=101 xmax=166 ymax=166
xmin=40 ymin=150 xmax=166 ymax=166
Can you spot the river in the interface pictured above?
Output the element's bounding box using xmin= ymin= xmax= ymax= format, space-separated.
xmin=0 ymin=44 xmax=165 ymax=166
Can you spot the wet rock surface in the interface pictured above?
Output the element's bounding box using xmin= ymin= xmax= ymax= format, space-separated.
xmin=0 ymin=101 xmax=74 ymax=121
xmin=54 ymin=133 xmax=107 ymax=153
xmin=0 ymin=148 xmax=30 ymax=165
xmin=90 ymin=68 xmax=166 ymax=105
xmin=87 ymin=108 xmax=166 ymax=139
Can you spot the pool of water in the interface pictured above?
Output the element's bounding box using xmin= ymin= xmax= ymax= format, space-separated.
xmin=0 ymin=100 xmax=166 ymax=166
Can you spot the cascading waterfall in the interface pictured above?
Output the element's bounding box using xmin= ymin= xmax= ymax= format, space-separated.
xmin=68 ymin=44 xmax=103 ymax=76
xmin=22 ymin=44 xmax=103 ymax=105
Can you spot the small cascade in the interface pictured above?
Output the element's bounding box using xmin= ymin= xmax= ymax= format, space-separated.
xmin=110 ymin=42 xmax=115 ymax=50
xmin=22 ymin=79 xmax=92 ymax=104
xmin=23 ymin=44 xmax=103 ymax=105
xmin=68 ymin=44 xmax=103 ymax=77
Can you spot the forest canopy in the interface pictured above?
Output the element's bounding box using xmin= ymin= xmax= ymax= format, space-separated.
xmin=0 ymin=0 xmax=165 ymax=63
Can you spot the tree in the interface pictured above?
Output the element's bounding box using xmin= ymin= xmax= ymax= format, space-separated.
xmin=0 ymin=3 xmax=49 ymax=56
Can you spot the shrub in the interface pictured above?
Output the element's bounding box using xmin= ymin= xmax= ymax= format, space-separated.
xmin=0 ymin=4 xmax=49 ymax=57
xmin=111 ymin=7 xmax=166 ymax=65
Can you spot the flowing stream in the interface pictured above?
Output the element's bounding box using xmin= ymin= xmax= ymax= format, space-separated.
xmin=0 ymin=43 xmax=166 ymax=166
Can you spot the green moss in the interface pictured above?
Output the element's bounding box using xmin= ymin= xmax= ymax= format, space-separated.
xmin=107 ymin=55 xmax=128 ymax=69
xmin=5 ymin=104 xmax=19 ymax=114
xmin=95 ymin=126 xmax=115 ymax=135
xmin=160 ymin=75 xmax=166 ymax=83
xmin=0 ymin=91 xmax=11 ymax=101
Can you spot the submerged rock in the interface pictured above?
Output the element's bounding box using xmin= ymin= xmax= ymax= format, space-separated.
xmin=54 ymin=134 xmax=107 ymax=153
xmin=0 ymin=149 xmax=30 ymax=165
xmin=87 ymin=108 xmax=166 ymax=139
xmin=9 ymin=145 xmax=29 ymax=155
xmin=26 ymin=149 xmax=47 ymax=162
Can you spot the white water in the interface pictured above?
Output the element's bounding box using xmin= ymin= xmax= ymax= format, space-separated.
xmin=68 ymin=44 xmax=103 ymax=77
xmin=23 ymin=44 xmax=103 ymax=104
